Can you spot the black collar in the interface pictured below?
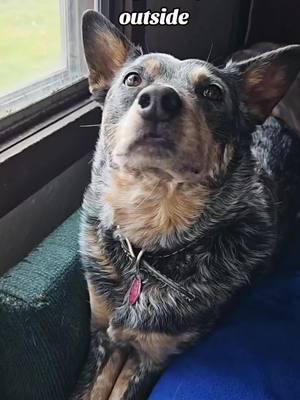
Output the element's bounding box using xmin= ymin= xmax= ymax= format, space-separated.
xmin=114 ymin=228 xmax=197 ymax=303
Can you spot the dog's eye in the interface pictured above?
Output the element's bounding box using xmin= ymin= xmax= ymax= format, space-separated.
xmin=202 ymin=84 xmax=223 ymax=101
xmin=124 ymin=72 xmax=142 ymax=87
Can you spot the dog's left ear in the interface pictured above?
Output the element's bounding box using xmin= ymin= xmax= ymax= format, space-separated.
xmin=82 ymin=10 xmax=142 ymax=102
xmin=234 ymin=45 xmax=300 ymax=124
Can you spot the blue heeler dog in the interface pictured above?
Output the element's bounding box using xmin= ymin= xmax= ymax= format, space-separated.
xmin=72 ymin=11 xmax=300 ymax=400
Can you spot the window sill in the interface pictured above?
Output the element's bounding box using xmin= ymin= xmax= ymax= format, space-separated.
xmin=0 ymin=99 xmax=101 ymax=219
xmin=0 ymin=78 xmax=91 ymax=144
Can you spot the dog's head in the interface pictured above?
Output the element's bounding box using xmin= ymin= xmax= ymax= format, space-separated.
xmin=82 ymin=11 xmax=300 ymax=184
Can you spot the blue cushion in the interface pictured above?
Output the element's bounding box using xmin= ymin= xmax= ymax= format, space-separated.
xmin=150 ymin=223 xmax=300 ymax=400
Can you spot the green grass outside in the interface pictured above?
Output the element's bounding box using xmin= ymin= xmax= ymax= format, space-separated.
xmin=0 ymin=0 xmax=62 ymax=95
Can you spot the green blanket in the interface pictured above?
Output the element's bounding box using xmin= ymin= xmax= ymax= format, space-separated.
xmin=0 ymin=211 xmax=89 ymax=400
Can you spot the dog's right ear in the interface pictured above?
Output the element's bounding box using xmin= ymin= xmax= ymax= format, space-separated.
xmin=82 ymin=10 xmax=142 ymax=103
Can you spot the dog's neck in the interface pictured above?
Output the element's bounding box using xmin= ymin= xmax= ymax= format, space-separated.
xmin=104 ymin=169 xmax=211 ymax=251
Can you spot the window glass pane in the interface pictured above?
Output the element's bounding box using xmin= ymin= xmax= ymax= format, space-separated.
xmin=0 ymin=0 xmax=99 ymax=121
xmin=0 ymin=0 xmax=63 ymax=96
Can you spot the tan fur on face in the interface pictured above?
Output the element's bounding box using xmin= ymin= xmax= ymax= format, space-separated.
xmin=208 ymin=143 xmax=234 ymax=179
xmin=191 ymin=65 xmax=212 ymax=85
xmin=178 ymin=103 xmax=216 ymax=175
xmin=145 ymin=58 xmax=162 ymax=75
xmin=105 ymin=170 xmax=210 ymax=250
xmin=109 ymin=103 xmax=143 ymax=154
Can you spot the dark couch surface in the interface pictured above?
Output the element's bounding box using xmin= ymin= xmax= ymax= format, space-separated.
xmin=0 ymin=211 xmax=90 ymax=400
xmin=150 ymin=221 xmax=300 ymax=400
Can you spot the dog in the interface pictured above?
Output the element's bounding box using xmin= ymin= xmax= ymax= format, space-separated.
xmin=72 ymin=10 xmax=300 ymax=400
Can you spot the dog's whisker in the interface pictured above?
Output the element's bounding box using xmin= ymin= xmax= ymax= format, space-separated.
xmin=206 ymin=42 xmax=214 ymax=63
xmin=81 ymin=124 xmax=101 ymax=128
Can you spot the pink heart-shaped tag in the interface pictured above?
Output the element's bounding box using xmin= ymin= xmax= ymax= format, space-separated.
xmin=129 ymin=276 xmax=142 ymax=305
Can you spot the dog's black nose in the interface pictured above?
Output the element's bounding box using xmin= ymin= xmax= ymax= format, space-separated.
xmin=137 ymin=86 xmax=182 ymax=121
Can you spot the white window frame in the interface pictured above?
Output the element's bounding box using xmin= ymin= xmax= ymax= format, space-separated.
xmin=0 ymin=0 xmax=107 ymax=121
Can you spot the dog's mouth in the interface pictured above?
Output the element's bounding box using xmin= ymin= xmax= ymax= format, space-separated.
xmin=128 ymin=125 xmax=176 ymax=154
xmin=111 ymin=119 xmax=208 ymax=183
xmin=114 ymin=122 xmax=175 ymax=160
xmin=113 ymin=142 xmax=204 ymax=183
xmin=131 ymin=135 xmax=172 ymax=150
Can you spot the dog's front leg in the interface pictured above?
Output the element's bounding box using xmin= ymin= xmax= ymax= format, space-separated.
xmin=71 ymin=329 xmax=127 ymax=400
xmin=108 ymin=353 xmax=161 ymax=400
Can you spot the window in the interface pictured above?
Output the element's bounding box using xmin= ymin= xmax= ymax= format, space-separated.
xmin=0 ymin=0 xmax=104 ymax=121
xmin=0 ymin=1 xmax=129 ymax=269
